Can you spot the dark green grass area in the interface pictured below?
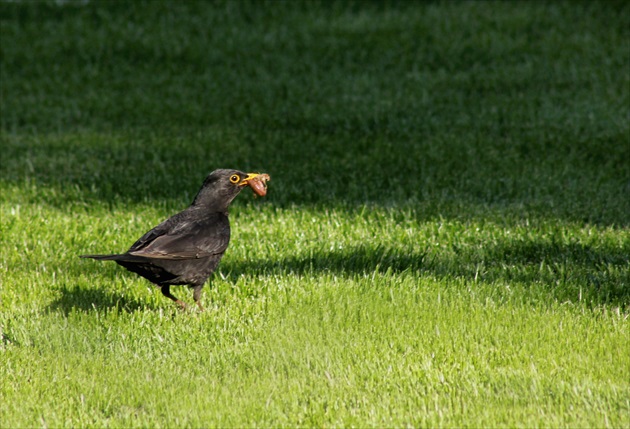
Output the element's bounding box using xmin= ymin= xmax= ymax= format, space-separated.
xmin=1 ymin=1 xmax=629 ymax=427
xmin=2 ymin=0 xmax=629 ymax=221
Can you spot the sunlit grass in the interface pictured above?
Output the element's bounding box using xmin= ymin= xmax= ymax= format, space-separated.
xmin=2 ymin=199 xmax=628 ymax=427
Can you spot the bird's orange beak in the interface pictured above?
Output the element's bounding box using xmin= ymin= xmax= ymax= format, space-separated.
xmin=239 ymin=173 xmax=270 ymax=197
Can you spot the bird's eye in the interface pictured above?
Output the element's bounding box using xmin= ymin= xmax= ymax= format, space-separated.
xmin=229 ymin=174 xmax=240 ymax=184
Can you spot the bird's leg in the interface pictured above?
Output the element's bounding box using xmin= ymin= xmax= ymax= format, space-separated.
xmin=192 ymin=285 xmax=205 ymax=312
xmin=161 ymin=285 xmax=187 ymax=310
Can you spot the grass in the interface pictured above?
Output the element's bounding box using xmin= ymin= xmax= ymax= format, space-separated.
xmin=1 ymin=0 xmax=629 ymax=427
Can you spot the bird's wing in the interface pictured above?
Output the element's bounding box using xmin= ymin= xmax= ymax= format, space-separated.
xmin=127 ymin=211 xmax=230 ymax=260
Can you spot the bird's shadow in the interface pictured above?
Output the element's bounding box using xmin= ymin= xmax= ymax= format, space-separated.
xmin=47 ymin=285 xmax=160 ymax=315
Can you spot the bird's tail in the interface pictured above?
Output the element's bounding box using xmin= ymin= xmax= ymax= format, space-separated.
xmin=80 ymin=253 xmax=151 ymax=263
xmin=79 ymin=254 xmax=125 ymax=261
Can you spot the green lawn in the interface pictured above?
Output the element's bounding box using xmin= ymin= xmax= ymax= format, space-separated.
xmin=1 ymin=1 xmax=629 ymax=427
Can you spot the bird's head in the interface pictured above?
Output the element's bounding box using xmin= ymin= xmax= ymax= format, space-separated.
xmin=192 ymin=169 xmax=270 ymax=210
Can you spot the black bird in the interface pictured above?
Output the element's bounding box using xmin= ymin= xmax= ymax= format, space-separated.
xmin=80 ymin=169 xmax=270 ymax=311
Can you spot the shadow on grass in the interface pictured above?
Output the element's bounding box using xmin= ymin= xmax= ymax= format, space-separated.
xmin=223 ymin=240 xmax=630 ymax=307
xmin=2 ymin=0 xmax=628 ymax=229
xmin=49 ymin=238 xmax=628 ymax=313
xmin=2 ymin=132 xmax=628 ymax=227
xmin=47 ymin=285 xmax=160 ymax=315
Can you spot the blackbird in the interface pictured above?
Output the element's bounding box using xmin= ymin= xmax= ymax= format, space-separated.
xmin=80 ymin=169 xmax=270 ymax=311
